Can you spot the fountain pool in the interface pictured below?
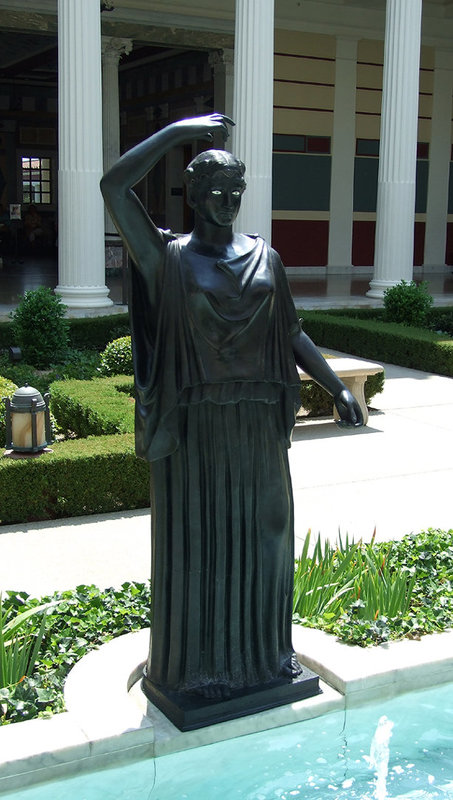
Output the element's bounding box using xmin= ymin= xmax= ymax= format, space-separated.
xmin=1 ymin=682 xmax=452 ymax=800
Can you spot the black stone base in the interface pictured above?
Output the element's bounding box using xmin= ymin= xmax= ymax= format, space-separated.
xmin=141 ymin=668 xmax=321 ymax=732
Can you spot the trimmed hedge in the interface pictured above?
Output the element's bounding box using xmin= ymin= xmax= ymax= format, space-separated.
xmin=67 ymin=314 xmax=130 ymax=350
xmin=50 ymin=364 xmax=384 ymax=425
xmin=0 ymin=314 xmax=130 ymax=353
xmin=50 ymin=375 xmax=135 ymax=438
xmin=0 ymin=434 xmax=149 ymax=525
xmin=299 ymin=311 xmax=453 ymax=377
xmin=0 ymin=376 xmax=17 ymax=446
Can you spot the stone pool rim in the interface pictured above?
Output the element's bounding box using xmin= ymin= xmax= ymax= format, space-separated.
xmin=0 ymin=625 xmax=452 ymax=795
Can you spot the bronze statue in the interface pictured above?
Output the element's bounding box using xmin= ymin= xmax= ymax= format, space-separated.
xmin=101 ymin=114 xmax=362 ymax=729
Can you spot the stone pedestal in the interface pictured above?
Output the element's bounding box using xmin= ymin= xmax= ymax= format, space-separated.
xmin=142 ymin=667 xmax=320 ymax=732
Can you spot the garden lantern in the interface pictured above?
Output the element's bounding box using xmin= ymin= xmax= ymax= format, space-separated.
xmin=4 ymin=384 xmax=52 ymax=454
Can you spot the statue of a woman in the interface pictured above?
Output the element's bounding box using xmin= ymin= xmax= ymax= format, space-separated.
xmin=101 ymin=114 xmax=362 ymax=722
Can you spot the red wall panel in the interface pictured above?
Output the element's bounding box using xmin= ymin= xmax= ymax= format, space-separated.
xmin=272 ymin=220 xmax=329 ymax=266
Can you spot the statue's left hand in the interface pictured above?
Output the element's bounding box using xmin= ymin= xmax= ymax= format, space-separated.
xmin=333 ymin=389 xmax=364 ymax=428
xmin=174 ymin=113 xmax=234 ymax=144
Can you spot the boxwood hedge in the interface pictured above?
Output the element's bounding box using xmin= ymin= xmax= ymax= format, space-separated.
xmin=0 ymin=434 xmax=149 ymax=525
xmin=299 ymin=311 xmax=453 ymax=377
xmin=50 ymin=375 xmax=135 ymax=438
xmin=0 ymin=313 xmax=130 ymax=353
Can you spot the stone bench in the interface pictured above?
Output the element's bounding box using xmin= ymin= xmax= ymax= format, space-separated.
xmin=298 ymin=356 xmax=384 ymax=425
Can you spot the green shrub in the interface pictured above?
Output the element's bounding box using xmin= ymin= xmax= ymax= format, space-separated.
xmin=0 ymin=582 xmax=150 ymax=724
xmin=0 ymin=434 xmax=149 ymax=524
xmin=99 ymin=336 xmax=133 ymax=376
xmin=0 ymin=595 xmax=54 ymax=692
xmin=1 ymin=313 xmax=131 ymax=355
xmin=293 ymin=531 xmax=415 ymax=629
xmin=383 ymin=280 xmax=433 ymax=327
xmin=0 ymin=349 xmax=101 ymax=395
xmin=0 ymin=356 xmax=53 ymax=397
xmin=428 ymin=308 xmax=453 ymax=336
xmin=294 ymin=528 xmax=452 ymax=647
xmin=10 ymin=288 xmax=70 ymax=369
xmin=48 ymin=349 xmax=101 ymax=381
xmin=0 ymin=376 xmax=18 ymax=447
xmin=299 ymin=311 xmax=453 ymax=377
xmin=0 ymin=321 xmax=14 ymax=351
xmin=50 ymin=375 xmax=135 ymax=438
xmin=300 ymin=371 xmax=384 ymax=416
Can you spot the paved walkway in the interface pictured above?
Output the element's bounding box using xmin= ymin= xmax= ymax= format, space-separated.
xmin=1 ymin=353 xmax=452 ymax=598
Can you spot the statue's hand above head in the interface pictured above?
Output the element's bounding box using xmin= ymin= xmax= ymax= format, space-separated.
xmin=174 ymin=113 xmax=235 ymax=144
xmin=333 ymin=389 xmax=364 ymax=428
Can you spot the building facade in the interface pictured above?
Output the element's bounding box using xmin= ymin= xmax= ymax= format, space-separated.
xmin=0 ymin=0 xmax=452 ymax=306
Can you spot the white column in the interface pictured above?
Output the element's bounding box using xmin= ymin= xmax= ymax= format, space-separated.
xmin=367 ymin=0 xmax=422 ymax=299
xmin=56 ymin=0 xmax=112 ymax=308
xmin=232 ymin=0 xmax=274 ymax=244
xmin=424 ymin=50 xmax=453 ymax=270
xmin=328 ymin=36 xmax=358 ymax=272
xmin=102 ymin=36 xmax=132 ymax=236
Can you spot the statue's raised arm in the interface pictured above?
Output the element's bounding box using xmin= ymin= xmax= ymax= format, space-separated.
xmin=100 ymin=114 xmax=234 ymax=274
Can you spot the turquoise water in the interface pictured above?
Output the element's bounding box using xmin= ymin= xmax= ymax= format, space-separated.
xmin=2 ymin=683 xmax=453 ymax=800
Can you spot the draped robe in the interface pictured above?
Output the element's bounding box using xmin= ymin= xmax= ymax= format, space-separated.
xmin=130 ymin=233 xmax=302 ymax=693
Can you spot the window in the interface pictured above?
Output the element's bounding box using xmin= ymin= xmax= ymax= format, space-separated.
xmin=21 ymin=156 xmax=52 ymax=204
xmin=273 ymin=134 xmax=331 ymax=154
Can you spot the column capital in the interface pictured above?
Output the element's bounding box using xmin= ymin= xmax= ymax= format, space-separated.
xmin=101 ymin=36 xmax=133 ymax=65
xmin=209 ymin=48 xmax=234 ymax=73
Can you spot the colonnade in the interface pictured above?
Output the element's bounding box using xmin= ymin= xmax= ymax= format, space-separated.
xmin=56 ymin=0 xmax=452 ymax=307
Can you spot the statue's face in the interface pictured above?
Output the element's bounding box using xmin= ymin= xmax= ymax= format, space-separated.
xmin=196 ymin=169 xmax=245 ymax=227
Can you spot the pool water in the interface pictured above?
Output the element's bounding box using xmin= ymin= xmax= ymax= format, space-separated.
xmin=2 ymin=683 xmax=453 ymax=800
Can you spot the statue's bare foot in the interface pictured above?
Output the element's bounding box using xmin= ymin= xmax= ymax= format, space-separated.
xmin=189 ymin=682 xmax=232 ymax=700
xmin=281 ymin=653 xmax=303 ymax=678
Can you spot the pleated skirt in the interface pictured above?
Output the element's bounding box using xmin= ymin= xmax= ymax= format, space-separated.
xmin=147 ymin=400 xmax=295 ymax=693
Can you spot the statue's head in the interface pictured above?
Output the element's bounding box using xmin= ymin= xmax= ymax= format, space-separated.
xmin=184 ymin=150 xmax=246 ymax=226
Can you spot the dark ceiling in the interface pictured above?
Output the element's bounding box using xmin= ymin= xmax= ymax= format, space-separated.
xmin=0 ymin=30 xmax=177 ymax=86
xmin=0 ymin=32 xmax=58 ymax=84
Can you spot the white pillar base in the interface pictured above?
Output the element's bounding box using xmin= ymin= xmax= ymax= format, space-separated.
xmin=366 ymin=278 xmax=400 ymax=299
xmin=55 ymin=285 xmax=113 ymax=308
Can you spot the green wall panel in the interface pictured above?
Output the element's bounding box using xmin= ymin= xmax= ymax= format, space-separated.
xmin=415 ymin=160 xmax=428 ymax=214
xmin=353 ymin=158 xmax=378 ymax=212
xmin=353 ymin=158 xmax=429 ymax=213
xmin=272 ymin=153 xmax=331 ymax=211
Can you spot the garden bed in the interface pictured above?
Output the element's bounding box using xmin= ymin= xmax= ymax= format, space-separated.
xmin=1 ymin=527 xmax=451 ymax=726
